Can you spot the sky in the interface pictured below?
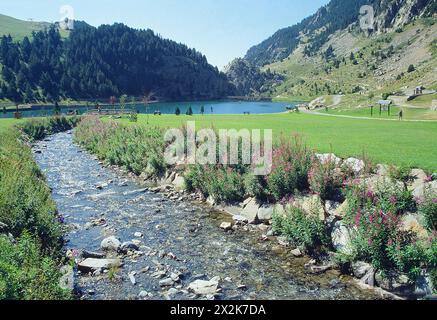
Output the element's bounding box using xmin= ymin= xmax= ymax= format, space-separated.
xmin=0 ymin=0 xmax=330 ymax=69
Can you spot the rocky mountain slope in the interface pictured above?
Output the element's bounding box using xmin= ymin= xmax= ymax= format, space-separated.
xmin=224 ymin=58 xmax=284 ymax=97
xmin=245 ymin=0 xmax=435 ymax=67
xmin=231 ymin=0 xmax=436 ymax=101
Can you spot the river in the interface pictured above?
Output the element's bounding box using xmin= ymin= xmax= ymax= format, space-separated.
xmin=33 ymin=131 xmax=378 ymax=300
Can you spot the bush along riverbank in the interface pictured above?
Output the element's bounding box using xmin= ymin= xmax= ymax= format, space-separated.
xmin=0 ymin=116 xmax=79 ymax=300
xmin=74 ymin=116 xmax=437 ymax=299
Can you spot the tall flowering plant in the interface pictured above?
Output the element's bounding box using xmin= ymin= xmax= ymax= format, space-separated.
xmin=267 ymin=136 xmax=312 ymax=201
xmin=308 ymin=155 xmax=346 ymax=201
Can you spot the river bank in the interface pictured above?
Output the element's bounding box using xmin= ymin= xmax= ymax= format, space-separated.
xmin=71 ymin=116 xmax=437 ymax=300
xmin=33 ymin=131 xmax=381 ymax=300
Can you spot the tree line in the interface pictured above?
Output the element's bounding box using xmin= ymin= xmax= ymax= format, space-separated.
xmin=0 ymin=23 xmax=235 ymax=104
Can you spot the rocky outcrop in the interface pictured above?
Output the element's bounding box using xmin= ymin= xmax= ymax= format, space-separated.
xmin=224 ymin=58 xmax=284 ymax=97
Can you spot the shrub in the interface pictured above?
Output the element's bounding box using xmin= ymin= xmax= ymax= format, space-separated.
xmin=418 ymin=188 xmax=437 ymax=231
xmin=272 ymin=206 xmax=328 ymax=251
xmin=244 ymin=174 xmax=268 ymax=201
xmin=344 ymin=179 xmax=415 ymax=216
xmin=0 ymin=233 xmax=70 ymax=300
xmin=0 ymin=131 xmax=63 ymax=253
xmin=407 ymin=64 xmax=415 ymax=73
xmin=343 ymin=180 xmax=428 ymax=281
xmin=309 ymin=156 xmax=345 ymax=201
xmin=18 ymin=116 xmax=80 ymax=141
xmin=267 ymin=136 xmax=312 ymax=201
xmin=185 ymin=165 xmax=246 ymax=203
xmin=0 ymin=120 xmax=72 ymax=300
xmin=75 ymin=116 xmax=166 ymax=177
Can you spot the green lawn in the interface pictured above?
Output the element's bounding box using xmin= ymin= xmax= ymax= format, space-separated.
xmin=0 ymin=118 xmax=23 ymax=134
xmin=2 ymin=112 xmax=436 ymax=171
xmin=0 ymin=14 xmax=69 ymax=40
xmin=319 ymin=105 xmax=437 ymax=120
xmin=117 ymin=113 xmax=437 ymax=172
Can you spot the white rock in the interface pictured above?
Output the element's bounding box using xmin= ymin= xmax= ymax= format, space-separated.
xmin=413 ymin=181 xmax=437 ymax=199
xmin=134 ymin=232 xmax=143 ymax=238
xmin=128 ymin=272 xmax=136 ymax=285
xmin=331 ymin=221 xmax=354 ymax=255
xmin=291 ymin=248 xmax=303 ymax=257
xmin=159 ymin=278 xmax=174 ymax=287
xmin=101 ymin=236 xmax=121 ymax=252
xmin=187 ymin=278 xmax=220 ymax=295
xmin=343 ymin=158 xmax=365 ymax=174
xmin=315 ymin=153 xmax=342 ymax=166
xmin=257 ymin=205 xmax=274 ymax=222
xmin=220 ymin=222 xmax=232 ymax=231
xmin=78 ymin=258 xmax=121 ymax=273
xmin=240 ymin=198 xmax=259 ymax=224
xmin=400 ymin=213 xmax=429 ymax=241
xmin=172 ymin=175 xmax=186 ymax=191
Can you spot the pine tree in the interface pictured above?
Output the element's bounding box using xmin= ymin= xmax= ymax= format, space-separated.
xmin=186 ymin=106 xmax=193 ymax=116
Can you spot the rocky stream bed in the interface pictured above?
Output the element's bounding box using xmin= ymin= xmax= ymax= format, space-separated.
xmin=33 ymin=131 xmax=381 ymax=300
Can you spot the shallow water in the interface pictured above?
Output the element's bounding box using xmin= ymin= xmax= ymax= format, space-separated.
xmin=33 ymin=132 xmax=378 ymax=300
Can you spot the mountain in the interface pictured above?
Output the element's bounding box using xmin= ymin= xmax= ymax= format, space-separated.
xmin=245 ymin=0 xmax=435 ymax=67
xmin=224 ymin=58 xmax=284 ymax=97
xmin=0 ymin=16 xmax=235 ymax=102
xmin=233 ymin=0 xmax=436 ymax=101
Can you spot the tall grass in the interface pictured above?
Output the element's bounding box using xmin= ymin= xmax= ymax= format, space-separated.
xmin=0 ymin=117 xmax=75 ymax=300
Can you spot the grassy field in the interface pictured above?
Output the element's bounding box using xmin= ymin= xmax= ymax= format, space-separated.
xmin=0 ymin=14 xmax=69 ymax=40
xmin=110 ymin=112 xmax=437 ymax=172
xmin=2 ymin=112 xmax=436 ymax=171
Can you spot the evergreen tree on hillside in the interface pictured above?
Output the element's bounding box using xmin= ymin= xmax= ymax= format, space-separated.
xmin=0 ymin=23 xmax=234 ymax=102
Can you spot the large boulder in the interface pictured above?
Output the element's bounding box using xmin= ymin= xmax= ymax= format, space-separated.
xmin=400 ymin=213 xmax=429 ymax=241
xmin=413 ymin=181 xmax=437 ymax=199
xmin=343 ymin=158 xmax=365 ymax=175
xmin=241 ymin=198 xmax=260 ymax=224
xmin=78 ymin=258 xmax=122 ymax=273
xmin=352 ymin=261 xmax=373 ymax=279
xmin=172 ymin=175 xmax=186 ymax=191
xmin=376 ymin=164 xmax=389 ymax=176
xmin=331 ymin=221 xmax=354 ymax=255
xmin=257 ymin=205 xmax=274 ymax=222
xmin=409 ymin=169 xmax=428 ymax=191
xmin=101 ymin=236 xmax=122 ymax=252
xmin=315 ymin=153 xmax=342 ymax=166
xmin=333 ymin=199 xmax=349 ymax=219
xmin=294 ymin=195 xmax=325 ymax=221
xmin=375 ymin=271 xmax=414 ymax=296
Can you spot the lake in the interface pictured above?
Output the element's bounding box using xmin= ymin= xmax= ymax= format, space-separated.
xmin=0 ymin=100 xmax=294 ymax=118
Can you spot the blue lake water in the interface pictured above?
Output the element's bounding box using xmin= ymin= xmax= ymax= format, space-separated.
xmin=0 ymin=100 xmax=294 ymax=118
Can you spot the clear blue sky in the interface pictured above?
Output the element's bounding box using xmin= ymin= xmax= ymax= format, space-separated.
xmin=0 ymin=0 xmax=329 ymax=69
